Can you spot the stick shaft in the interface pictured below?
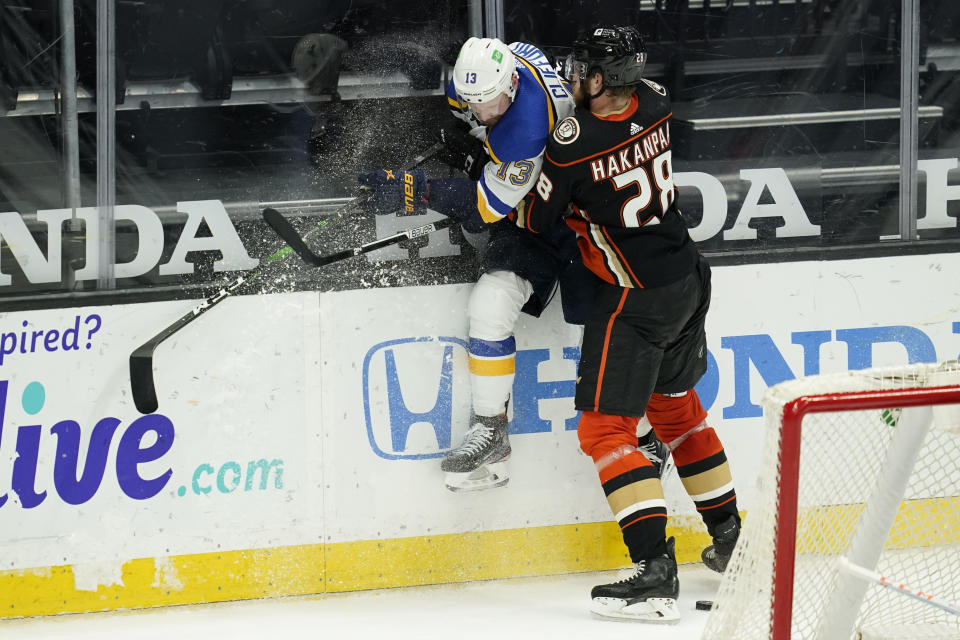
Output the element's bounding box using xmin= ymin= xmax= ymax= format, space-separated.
xmin=838 ymin=558 xmax=960 ymax=616
xmin=262 ymin=141 xmax=442 ymax=264
xmin=317 ymin=217 xmax=456 ymax=265
xmin=128 ymin=141 xmax=444 ymax=413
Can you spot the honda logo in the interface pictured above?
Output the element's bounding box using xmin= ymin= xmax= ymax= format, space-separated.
xmin=363 ymin=337 xmax=471 ymax=460
xmin=363 ymin=338 xmax=582 ymax=460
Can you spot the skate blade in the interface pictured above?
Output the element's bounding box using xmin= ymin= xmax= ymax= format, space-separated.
xmin=445 ymin=461 xmax=509 ymax=492
xmin=590 ymin=597 xmax=680 ymax=623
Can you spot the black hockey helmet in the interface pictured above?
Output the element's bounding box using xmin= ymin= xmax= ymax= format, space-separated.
xmin=562 ymin=26 xmax=647 ymax=87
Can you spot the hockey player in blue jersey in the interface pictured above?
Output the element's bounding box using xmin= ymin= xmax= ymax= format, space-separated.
xmin=360 ymin=37 xmax=666 ymax=491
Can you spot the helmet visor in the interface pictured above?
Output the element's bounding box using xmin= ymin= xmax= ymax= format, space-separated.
xmin=561 ymin=53 xmax=589 ymax=83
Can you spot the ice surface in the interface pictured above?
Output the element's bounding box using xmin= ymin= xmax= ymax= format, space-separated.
xmin=2 ymin=564 xmax=720 ymax=640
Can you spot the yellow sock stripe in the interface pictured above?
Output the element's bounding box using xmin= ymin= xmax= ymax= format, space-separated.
xmin=468 ymin=355 xmax=515 ymax=376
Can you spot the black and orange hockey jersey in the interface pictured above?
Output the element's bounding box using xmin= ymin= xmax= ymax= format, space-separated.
xmin=523 ymin=78 xmax=699 ymax=289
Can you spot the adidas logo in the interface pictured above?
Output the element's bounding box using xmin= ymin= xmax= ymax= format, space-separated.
xmin=630 ymin=122 xmax=642 ymax=135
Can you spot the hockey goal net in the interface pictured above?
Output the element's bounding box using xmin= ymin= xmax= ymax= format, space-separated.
xmin=702 ymin=361 xmax=960 ymax=640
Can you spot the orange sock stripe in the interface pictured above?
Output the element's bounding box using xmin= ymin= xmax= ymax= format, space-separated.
xmin=696 ymin=494 xmax=738 ymax=511
xmin=620 ymin=512 xmax=668 ymax=530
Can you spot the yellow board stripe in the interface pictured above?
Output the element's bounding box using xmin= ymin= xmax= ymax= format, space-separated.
xmin=2 ymin=545 xmax=327 ymax=618
xmin=0 ymin=516 xmax=714 ymax=620
xmin=4 ymin=497 xmax=958 ymax=619
xmin=794 ymin=496 xmax=960 ymax=554
xmin=468 ymin=356 xmax=515 ymax=376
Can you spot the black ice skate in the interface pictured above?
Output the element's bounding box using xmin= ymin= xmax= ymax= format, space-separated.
xmin=637 ymin=430 xmax=672 ymax=479
xmin=590 ymin=537 xmax=681 ymax=622
xmin=702 ymin=514 xmax=740 ymax=573
xmin=440 ymin=414 xmax=510 ymax=492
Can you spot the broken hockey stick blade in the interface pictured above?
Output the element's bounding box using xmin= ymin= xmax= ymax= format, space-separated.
xmin=263 ymin=207 xmax=457 ymax=267
xmin=130 ymin=278 xmax=246 ymax=414
xmin=128 ymin=142 xmax=443 ymax=414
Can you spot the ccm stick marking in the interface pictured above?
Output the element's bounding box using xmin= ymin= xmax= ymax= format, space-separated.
xmin=129 ymin=143 xmax=444 ymax=414
xmin=262 ymin=208 xmax=456 ymax=267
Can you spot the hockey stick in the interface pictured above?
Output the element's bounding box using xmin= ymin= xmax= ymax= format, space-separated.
xmin=129 ymin=142 xmax=444 ymax=414
xmin=131 ymin=213 xmax=454 ymax=414
xmin=130 ymin=278 xmax=246 ymax=414
xmin=262 ymin=207 xmax=457 ymax=267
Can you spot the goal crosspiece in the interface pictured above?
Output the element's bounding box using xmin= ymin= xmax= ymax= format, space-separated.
xmin=702 ymin=361 xmax=960 ymax=640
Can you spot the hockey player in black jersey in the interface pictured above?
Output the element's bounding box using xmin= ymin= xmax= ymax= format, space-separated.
xmin=524 ymin=26 xmax=742 ymax=622
xmin=360 ymin=36 xmax=670 ymax=493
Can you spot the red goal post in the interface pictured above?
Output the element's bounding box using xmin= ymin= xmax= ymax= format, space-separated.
xmin=702 ymin=361 xmax=960 ymax=640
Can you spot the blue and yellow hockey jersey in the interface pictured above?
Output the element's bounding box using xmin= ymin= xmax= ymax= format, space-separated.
xmin=446 ymin=42 xmax=574 ymax=223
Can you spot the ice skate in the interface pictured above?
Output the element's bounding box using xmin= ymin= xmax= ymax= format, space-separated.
xmin=702 ymin=514 xmax=740 ymax=573
xmin=637 ymin=430 xmax=672 ymax=479
xmin=590 ymin=537 xmax=681 ymax=623
xmin=441 ymin=414 xmax=511 ymax=491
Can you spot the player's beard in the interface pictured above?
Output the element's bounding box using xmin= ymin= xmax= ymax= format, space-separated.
xmin=570 ymin=81 xmax=584 ymax=108
xmin=571 ymin=79 xmax=594 ymax=109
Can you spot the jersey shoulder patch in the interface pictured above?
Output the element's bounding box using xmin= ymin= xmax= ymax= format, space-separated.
xmin=552 ymin=117 xmax=581 ymax=145
xmin=641 ymin=78 xmax=667 ymax=97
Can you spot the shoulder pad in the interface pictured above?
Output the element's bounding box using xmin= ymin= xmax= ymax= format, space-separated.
xmin=552 ymin=117 xmax=581 ymax=145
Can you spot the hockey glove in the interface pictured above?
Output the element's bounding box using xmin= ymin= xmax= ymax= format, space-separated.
xmin=437 ymin=125 xmax=487 ymax=181
xmin=357 ymin=168 xmax=428 ymax=216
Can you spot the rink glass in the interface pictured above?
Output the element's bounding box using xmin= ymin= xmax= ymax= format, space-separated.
xmin=0 ymin=1 xmax=958 ymax=304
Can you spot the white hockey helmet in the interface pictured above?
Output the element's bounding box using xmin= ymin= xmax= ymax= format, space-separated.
xmin=453 ymin=37 xmax=518 ymax=105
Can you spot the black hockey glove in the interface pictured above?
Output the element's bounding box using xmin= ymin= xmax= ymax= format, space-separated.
xmin=437 ymin=125 xmax=487 ymax=182
xmin=356 ymin=169 xmax=428 ymax=216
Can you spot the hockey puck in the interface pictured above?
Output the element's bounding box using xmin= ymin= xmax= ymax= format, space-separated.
xmin=696 ymin=600 xmax=714 ymax=611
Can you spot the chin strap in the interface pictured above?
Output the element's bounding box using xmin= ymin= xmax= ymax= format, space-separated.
xmin=582 ymin=80 xmax=606 ymax=109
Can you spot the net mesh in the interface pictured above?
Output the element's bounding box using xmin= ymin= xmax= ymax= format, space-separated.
xmin=702 ymin=361 xmax=960 ymax=640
